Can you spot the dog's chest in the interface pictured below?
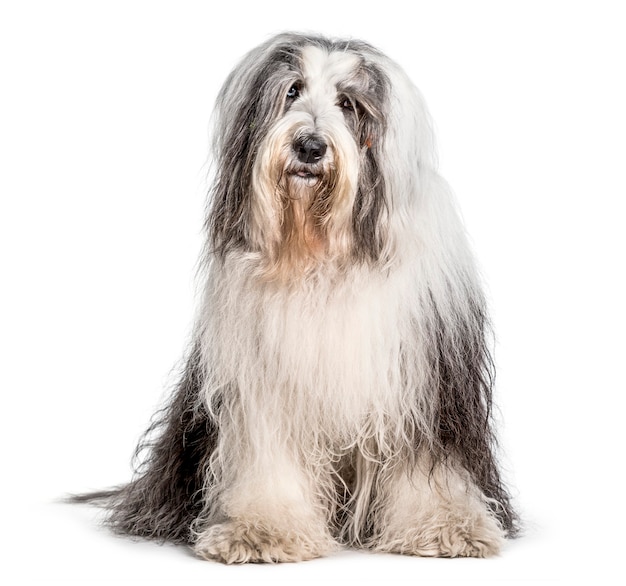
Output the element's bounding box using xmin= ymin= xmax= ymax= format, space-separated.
xmin=253 ymin=276 xmax=407 ymax=422
xmin=206 ymin=263 xmax=412 ymax=434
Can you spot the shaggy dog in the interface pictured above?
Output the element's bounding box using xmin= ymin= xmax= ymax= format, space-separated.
xmin=75 ymin=32 xmax=518 ymax=563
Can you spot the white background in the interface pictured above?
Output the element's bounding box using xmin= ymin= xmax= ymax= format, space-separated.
xmin=1 ymin=1 xmax=624 ymax=584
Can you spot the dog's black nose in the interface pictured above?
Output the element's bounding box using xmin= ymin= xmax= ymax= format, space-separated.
xmin=294 ymin=136 xmax=327 ymax=164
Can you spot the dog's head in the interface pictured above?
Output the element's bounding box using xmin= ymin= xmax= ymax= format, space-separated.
xmin=208 ymin=33 xmax=434 ymax=280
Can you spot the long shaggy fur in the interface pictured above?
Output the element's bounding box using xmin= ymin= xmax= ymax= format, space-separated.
xmin=74 ymin=32 xmax=518 ymax=562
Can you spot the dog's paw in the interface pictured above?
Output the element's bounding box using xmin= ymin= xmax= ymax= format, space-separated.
xmin=194 ymin=519 xmax=336 ymax=564
xmin=373 ymin=508 xmax=505 ymax=558
xmin=418 ymin=511 xmax=504 ymax=558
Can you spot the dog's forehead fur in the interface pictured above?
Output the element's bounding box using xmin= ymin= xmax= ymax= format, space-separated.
xmin=300 ymin=45 xmax=361 ymax=91
xmin=293 ymin=45 xmax=383 ymax=122
xmin=283 ymin=45 xmax=369 ymax=139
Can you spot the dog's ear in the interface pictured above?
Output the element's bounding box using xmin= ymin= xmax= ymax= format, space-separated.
xmin=207 ymin=40 xmax=304 ymax=257
xmin=352 ymin=136 xmax=388 ymax=263
xmin=345 ymin=59 xmax=390 ymax=264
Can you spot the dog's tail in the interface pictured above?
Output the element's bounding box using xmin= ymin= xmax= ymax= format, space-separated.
xmin=67 ymin=489 xmax=122 ymax=504
xmin=69 ymin=342 xmax=216 ymax=544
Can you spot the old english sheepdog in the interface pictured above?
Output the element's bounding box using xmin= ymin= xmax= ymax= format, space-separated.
xmin=73 ymin=32 xmax=518 ymax=563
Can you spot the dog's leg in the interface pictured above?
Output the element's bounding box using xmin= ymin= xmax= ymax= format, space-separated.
xmin=193 ymin=439 xmax=337 ymax=563
xmin=368 ymin=458 xmax=505 ymax=558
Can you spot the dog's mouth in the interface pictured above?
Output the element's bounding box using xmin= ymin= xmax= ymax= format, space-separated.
xmin=294 ymin=170 xmax=320 ymax=181
xmin=287 ymin=165 xmax=324 ymax=185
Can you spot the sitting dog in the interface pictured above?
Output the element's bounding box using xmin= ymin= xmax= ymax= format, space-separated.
xmin=75 ymin=32 xmax=518 ymax=563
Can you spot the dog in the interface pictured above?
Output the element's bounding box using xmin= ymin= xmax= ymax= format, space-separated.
xmin=74 ymin=32 xmax=518 ymax=563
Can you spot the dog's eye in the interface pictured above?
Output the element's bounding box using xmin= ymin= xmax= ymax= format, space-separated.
xmin=286 ymin=83 xmax=300 ymax=100
xmin=340 ymin=96 xmax=353 ymax=110
xmin=339 ymin=96 xmax=361 ymax=116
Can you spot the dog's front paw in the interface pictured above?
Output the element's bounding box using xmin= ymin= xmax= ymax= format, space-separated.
xmin=373 ymin=508 xmax=505 ymax=558
xmin=194 ymin=519 xmax=336 ymax=564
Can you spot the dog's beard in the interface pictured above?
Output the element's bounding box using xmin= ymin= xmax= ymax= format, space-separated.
xmin=251 ymin=128 xmax=359 ymax=281
xmin=279 ymin=160 xmax=337 ymax=253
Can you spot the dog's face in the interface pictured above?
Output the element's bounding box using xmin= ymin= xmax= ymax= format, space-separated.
xmin=209 ymin=37 xmax=391 ymax=279
xmin=251 ymin=45 xmax=388 ymax=273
